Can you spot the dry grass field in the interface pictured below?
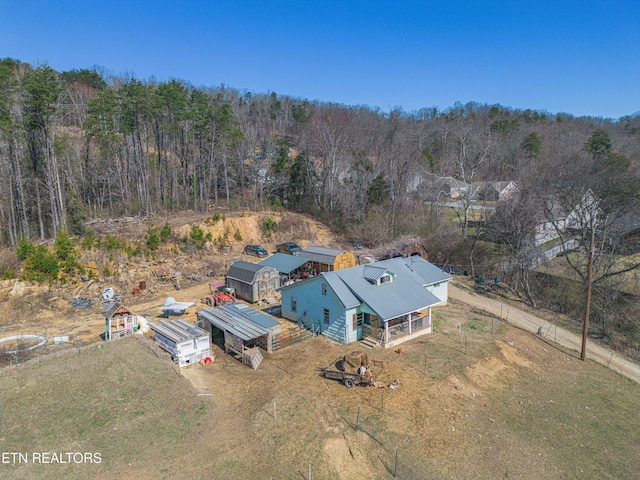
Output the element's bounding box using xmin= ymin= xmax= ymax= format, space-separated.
xmin=1 ymin=297 xmax=639 ymax=480
xmin=1 ymin=211 xmax=639 ymax=478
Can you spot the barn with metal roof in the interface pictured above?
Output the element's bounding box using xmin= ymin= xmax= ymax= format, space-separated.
xmin=299 ymin=245 xmax=356 ymax=273
xmin=225 ymin=260 xmax=280 ymax=303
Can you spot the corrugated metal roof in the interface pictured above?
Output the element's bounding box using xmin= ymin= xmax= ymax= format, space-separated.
xmin=149 ymin=319 xmax=208 ymax=344
xmin=197 ymin=305 xmax=278 ymax=341
xmin=335 ymin=265 xmax=441 ymax=321
xmin=299 ymin=245 xmax=345 ymax=265
xmin=219 ymin=303 xmax=281 ymax=330
xmin=280 ymin=258 xmax=445 ymax=321
xmin=226 ymin=261 xmax=277 ymax=284
xmin=321 ymin=273 xmax=360 ymax=309
xmin=362 ymin=265 xmax=387 ymax=282
xmin=374 ymin=256 xmax=452 ymax=286
xmin=259 ymin=253 xmax=308 ymax=274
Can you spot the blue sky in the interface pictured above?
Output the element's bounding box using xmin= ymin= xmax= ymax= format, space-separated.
xmin=1 ymin=1 xmax=638 ymax=118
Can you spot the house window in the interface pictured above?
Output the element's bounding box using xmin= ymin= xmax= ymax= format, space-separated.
xmin=324 ymin=308 xmax=330 ymax=324
xmin=379 ymin=275 xmax=392 ymax=284
xmin=291 ymin=296 xmax=297 ymax=312
xmin=353 ymin=313 xmax=363 ymax=330
xmin=322 ymin=283 xmax=327 ymax=295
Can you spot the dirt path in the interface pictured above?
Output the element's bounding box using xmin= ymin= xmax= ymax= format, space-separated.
xmin=449 ymin=285 xmax=640 ymax=384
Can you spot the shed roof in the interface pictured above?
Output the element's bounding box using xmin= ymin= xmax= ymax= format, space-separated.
xmin=149 ymin=319 xmax=208 ymax=344
xmin=300 ymin=245 xmax=346 ymax=265
xmin=259 ymin=252 xmax=308 ymax=274
xmin=104 ymin=302 xmax=134 ymax=319
xmin=197 ymin=304 xmax=280 ymax=341
xmin=226 ymin=260 xmax=277 ymax=284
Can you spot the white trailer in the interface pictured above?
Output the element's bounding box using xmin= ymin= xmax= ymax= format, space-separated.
xmin=149 ymin=319 xmax=212 ymax=367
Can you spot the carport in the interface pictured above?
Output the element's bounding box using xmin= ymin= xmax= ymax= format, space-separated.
xmin=259 ymin=252 xmax=309 ymax=283
xmin=196 ymin=304 xmax=282 ymax=368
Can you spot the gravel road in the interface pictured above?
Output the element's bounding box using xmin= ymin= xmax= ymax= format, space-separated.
xmin=449 ymin=285 xmax=640 ymax=384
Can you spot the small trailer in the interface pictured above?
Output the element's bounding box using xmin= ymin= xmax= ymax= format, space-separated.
xmin=320 ymin=357 xmax=383 ymax=388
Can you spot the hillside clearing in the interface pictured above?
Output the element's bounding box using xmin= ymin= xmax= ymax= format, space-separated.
xmin=1 ymin=298 xmax=639 ymax=479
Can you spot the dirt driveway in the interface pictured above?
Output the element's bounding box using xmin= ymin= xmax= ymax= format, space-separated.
xmin=449 ymin=285 xmax=640 ymax=384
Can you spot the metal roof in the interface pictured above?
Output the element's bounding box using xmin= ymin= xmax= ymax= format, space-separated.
xmin=226 ymin=260 xmax=277 ymax=284
xmin=299 ymin=245 xmax=346 ymax=265
xmin=259 ymin=253 xmax=308 ymax=274
xmin=197 ymin=304 xmax=280 ymax=341
xmin=320 ymin=273 xmax=360 ymax=309
xmin=362 ymin=265 xmax=387 ymax=282
xmin=285 ymin=258 xmax=444 ymax=321
xmin=220 ymin=303 xmax=281 ymax=330
xmin=334 ymin=264 xmax=441 ymax=321
xmin=149 ymin=319 xmax=209 ymax=344
xmin=374 ymin=256 xmax=452 ymax=286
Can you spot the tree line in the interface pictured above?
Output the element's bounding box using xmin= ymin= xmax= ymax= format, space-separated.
xmin=2 ymin=58 xmax=640 ymax=355
xmin=2 ymin=58 xmax=638 ymax=245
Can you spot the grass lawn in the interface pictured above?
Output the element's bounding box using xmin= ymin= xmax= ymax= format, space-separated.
xmin=1 ymin=303 xmax=639 ymax=479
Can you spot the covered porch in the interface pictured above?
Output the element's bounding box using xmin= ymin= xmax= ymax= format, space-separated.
xmin=361 ymin=308 xmax=432 ymax=349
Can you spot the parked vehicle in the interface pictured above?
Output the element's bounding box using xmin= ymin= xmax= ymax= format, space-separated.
xmin=349 ymin=239 xmax=364 ymax=250
xmin=276 ymin=242 xmax=302 ymax=255
xmin=444 ymin=265 xmax=463 ymax=275
xmin=243 ymin=244 xmax=268 ymax=257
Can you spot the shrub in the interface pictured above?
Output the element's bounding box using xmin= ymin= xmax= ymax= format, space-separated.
xmin=22 ymin=245 xmax=59 ymax=283
xmin=146 ymin=230 xmax=160 ymax=251
xmin=234 ymin=228 xmax=243 ymax=242
xmin=160 ymin=222 xmax=172 ymax=242
xmin=16 ymin=239 xmax=35 ymax=260
xmin=261 ymin=217 xmax=278 ymax=239
xmin=80 ymin=230 xmax=96 ymax=250
xmin=54 ymin=231 xmax=75 ymax=261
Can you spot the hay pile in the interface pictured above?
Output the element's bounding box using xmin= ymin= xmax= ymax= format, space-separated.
xmin=341 ymin=351 xmax=370 ymax=373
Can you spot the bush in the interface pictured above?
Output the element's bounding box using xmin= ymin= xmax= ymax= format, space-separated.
xmin=54 ymin=231 xmax=75 ymax=261
xmin=182 ymin=225 xmax=212 ymax=251
xmin=16 ymin=239 xmax=35 ymax=260
xmin=160 ymin=222 xmax=172 ymax=242
xmin=22 ymin=245 xmax=59 ymax=283
xmin=146 ymin=230 xmax=160 ymax=251
xmin=261 ymin=217 xmax=278 ymax=239
xmin=80 ymin=230 xmax=96 ymax=250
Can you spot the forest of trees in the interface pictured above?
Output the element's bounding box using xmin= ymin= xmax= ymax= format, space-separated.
xmin=1 ymin=58 xmax=640 ymax=355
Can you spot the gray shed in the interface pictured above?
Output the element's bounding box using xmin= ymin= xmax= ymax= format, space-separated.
xmin=226 ymin=260 xmax=281 ymax=303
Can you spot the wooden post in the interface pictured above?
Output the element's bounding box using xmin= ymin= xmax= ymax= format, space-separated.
xmin=273 ymin=400 xmax=277 ymax=419
xmin=393 ymin=445 xmax=399 ymax=477
xmin=356 ymin=403 xmax=360 ymax=431
xmin=424 ymin=351 xmax=427 ymax=375
xmin=308 ymin=464 xmax=312 ymax=480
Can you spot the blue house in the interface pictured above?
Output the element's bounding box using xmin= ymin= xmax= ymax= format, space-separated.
xmin=279 ymin=256 xmax=451 ymax=348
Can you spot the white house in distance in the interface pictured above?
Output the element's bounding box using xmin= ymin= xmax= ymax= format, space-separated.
xmin=279 ymin=256 xmax=451 ymax=349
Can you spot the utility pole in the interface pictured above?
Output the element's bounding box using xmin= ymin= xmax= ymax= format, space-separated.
xmin=581 ymin=225 xmax=596 ymax=361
